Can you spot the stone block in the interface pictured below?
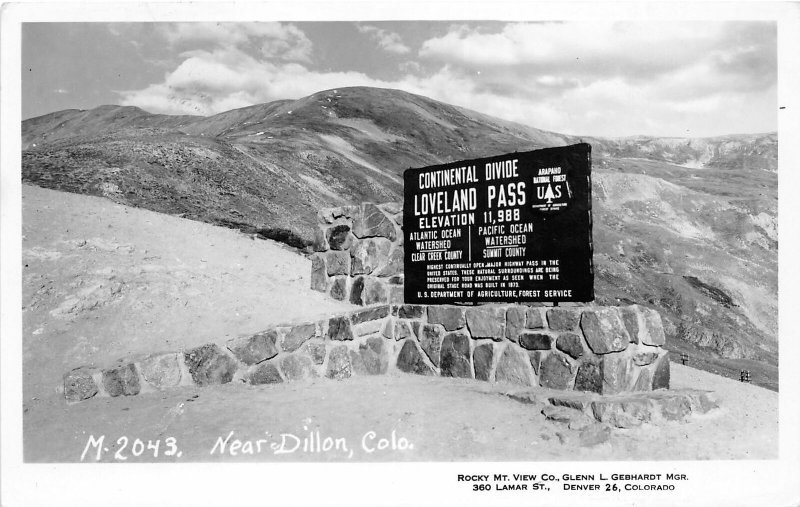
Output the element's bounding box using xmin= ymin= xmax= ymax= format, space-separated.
xmin=349 ymin=276 xmax=365 ymax=305
xmin=547 ymin=308 xmax=581 ymax=331
xmin=526 ymin=307 xmax=546 ymax=329
xmin=591 ymin=399 xmax=652 ymax=428
xmin=249 ymin=362 xmax=283 ymax=384
xmin=281 ymin=354 xmax=318 ymax=381
xmin=633 ymin=368 xmax=653 ymax=391
xmin=640 ymin=308 xmax=667 ymax=346
xmin=519 ymin=332 xmax=553 ymax=350
xmin=325 ymin=250 xmax=351 ymax=276
xmin=353 ymin=319 xmax=384 ymax=337
xmin=306 ymin=341 xmax=327 ymax=365
xmin=393 ymin=319 xmax=416 ymax=341
xmin=602 ymin=353 xmax=632 ymax=395
xmin=283 ymin=324 xmax=316 ymax=353
xmin=466 ymin=306 xmax=506 ymax=340
xmin=473 ymin=343 xmax=494 ymax=381
xmin=350 ymin=277 xmax=388 ymax=305
xmin=376 ymin=247 xmax=404 ymax=277
xmin=419 ymin=324 xmax=445 ymax=367
xmin=326 ymin=345 xmax=352 ymax=380
xmin=539 ymin=353 xmax=575 ymax=390
xmin=327 ymin=316 xmax=354 ymax=341
xmin=64 ymin=367 xmax=99 ymax=402
xmin=632 ymin=350 xmax=659 ymax=366
xmin=398 ymin=304 xmax=425 ymax=319
xmin=659 ymin=394 xmax=691 ymax=421
xmin=505 ymin=306 xmax=526 ymax=341
xmin=542 ymin=405 xmax=593 ymax=429
xmin=619 ymin=305 xmax=641 ymax=344
xmin=358 ymin=337 xmax=389 ymax=375
xmin=555 ymin=332 xmax=585 ymax=359
xmin=389 ymin=285 xmax=404 ymax=305
xmin=184 ymin=344 xmax=239 ymax=386
xmin=440 ymin=330 xmax=472 ymax=378
xmin=580 ymin=308 xmax=630 ymax=354
xmin=140 ymin=353 xmax=182 ymax=389
xmin=312 ymin=226 xmax=329 ymax=252
xmin=574 ymin=360 xmax=602 ymax=394
xmin=652 ymin=352 xmax=670 ymax=390
xmin=495 ymin=345 xmax=533 ymax=386
xmin=351 ymin=238 xmax=392 ymax=275
xmin=396 ymin=340 xmax=435 ymax=376
xmin=528 ymin=350 xmax=543 ymax=375
xmin=227 ymin=331 xmax=279 ymax=364
xmin=327 ymin=224 xmax=353 ymax=250
xmin=310 ymin=254 xmax=329 ymax=292
xmin=428 ymin=305 xmax=466 ymax=331
xmin=350 ymin=305 xmax=391 ymax=324
xmin=329 ymin=276 xmax=349 ymax=301
xmin=102 ymin=363 xmax=141 ymax=397
xmin=353 ymin=203 xmax=397 ymax=241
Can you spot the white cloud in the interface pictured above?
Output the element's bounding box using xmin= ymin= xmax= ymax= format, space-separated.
xmin=120 ymin=21 xmax=776 ymax=137
xmin=163 ymin=22 xmax=313 ymax=63
xmin=357 ymin=25 xmax=411 ymax=54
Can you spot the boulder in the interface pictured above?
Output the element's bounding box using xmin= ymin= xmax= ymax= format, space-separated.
xmin=526 ymin=307 xmax=546 ymax=329
xmin=632 ymin=350 xmax=659 ymax=366
xmin=555 ymin=332 xmax=585 ymax=359
xmin=280 ymin=354 xmax=318 ymax=381
xmin=184 ymin=344 xmax=238 ymax=386
xmin=140 ymin=353 xmax=183 ymax=389
xmin=350 ymin=305 xmax=391 ymax=324
xmin=64 ymin=367 xmax=99 ymax=402
xmin=376 ymin=247 xmax=404 ymax=277
xmin=652 ymin=352 xmax=670 ymax=390
xmin=428 ymin=305 xmax=466 ymax=331
xmin=327 ymin=316 xmax=354 ymax=341
xmin=574 ymin=360 xmax=602 ymax=394
xmin=329 ymin=276 xmax=349 ymax=301
xmin=306 ymin=341 xmax=327 ymax=365
xmin=547 ymin=308 xmax=581 ymax=331
xmin=619 ymin=305 xmax=641 ymax=344
xmin=351 ymin=238 xmax=392 ymax=275
xmin=495 ymin=345 xmax=533 ymax=386
xmin=640 ymin=308 xmax=667 ymax=346
xmin=505 ymin=306 xmax=526 ymax=341
xmin=466 ymin=306 xmax=506 ymax=340
xmin=325 ymin=250 xmax=351 ymax=276
xmin=310 ymin=254 xmax=328 ymax=292
xmin=580 ymin=308 xmax=630 ymax=354
xmin=349 ymin=276 xmax=365 ymax=305
xmin=361 ymin=277 xmax=389 ymax=305
xmin=633 ymin=368 xmax=653 ymax=391
xmin=393 ymin=319 xmax=416 ymax=341
xmin=396 ymin=340 xmax=435 ymax=376
xmin=419 ymin=324 xmax=445 ymax=367
xmin=327 ymin=224 xmax=353 ymax=250
xmin=519 ymin=332 xmax=552 ymax=350
xmin=473 ymin=343 xmax=494 ymax=381
xmin=326 ymin=345 xmax=353 ymax=380
xmin=398 ymin=304 xmax=425 ymax=319
xmin=249 ymin=362 xmax=283 ymax=384
xmin=539 ymin=353 xmax=575 ymax=390
xmin=227 ymin=331 xmax=279 ymax=364
xmin=282 ymin=324 xmax=317 ymax=353
xmin=353 ymin=203 xmax=397 ymax=241
xmin=102 ymin=363 xmax=141 ymax=397
xmin=312 ymin=226 xmax=329 ymax=252
xmin=440 ymin=330 xmax=472 ymax=378
xmin=358 ymin=337 xmax=389 ymax=375
xmin=601 ymin=354 xmax=632 ymax=395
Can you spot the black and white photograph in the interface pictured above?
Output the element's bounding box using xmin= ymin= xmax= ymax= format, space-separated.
xmin=2 ymin=1 xmax=799 ymax=506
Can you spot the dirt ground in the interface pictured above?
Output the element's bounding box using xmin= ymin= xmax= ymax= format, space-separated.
xmin=20 ymin=185 xmax=778 ymax=463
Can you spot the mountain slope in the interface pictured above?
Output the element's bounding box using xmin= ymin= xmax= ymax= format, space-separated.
xmin=21 ymin=86 xmax=778 ymax=387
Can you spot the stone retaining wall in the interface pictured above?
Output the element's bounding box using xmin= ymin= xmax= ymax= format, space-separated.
xmin=310 ymin=202 xmax=404 ymax=305
xmin=63 ymin=303 xmax=669 ymax=403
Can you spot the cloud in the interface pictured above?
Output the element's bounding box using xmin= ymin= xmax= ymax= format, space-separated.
xmin=119 ymin=21 xmax=776 ymax=137
xmin=162 ymin=22 xmax=313 ymax=63
xmin=357 ymin=25 xmax=411 ymax=54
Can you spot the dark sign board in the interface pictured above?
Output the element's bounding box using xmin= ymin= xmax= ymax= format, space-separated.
xmin=403 ymin=143 xmax=593 ymax=304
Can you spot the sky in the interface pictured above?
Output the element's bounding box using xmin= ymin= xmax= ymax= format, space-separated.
xmin=21 ymin=21 xmax=777 ymax=138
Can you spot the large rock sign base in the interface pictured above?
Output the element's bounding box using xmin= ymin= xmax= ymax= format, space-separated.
xmin=63 ymin=303 xmax=671 ymax=403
